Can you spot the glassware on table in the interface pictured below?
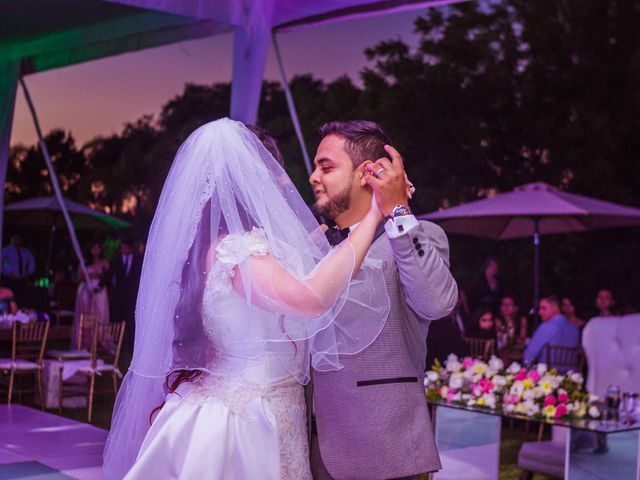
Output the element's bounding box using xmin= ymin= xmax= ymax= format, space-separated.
xmin=622 ymin=392 xmax=638 ymax=425
xmin=606 ymin=385 xmax=621 ymax=422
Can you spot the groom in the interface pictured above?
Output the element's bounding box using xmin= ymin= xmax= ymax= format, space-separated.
xmin=309 ymin=120 xmax=458 ymax=480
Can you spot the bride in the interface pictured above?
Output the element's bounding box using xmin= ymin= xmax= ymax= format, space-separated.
xmin=103 ymin=119 xmax=389 ymax=479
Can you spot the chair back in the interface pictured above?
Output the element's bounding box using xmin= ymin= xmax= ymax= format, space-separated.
xmin=463 ymin=336 xmax=496 ymax=360
xmin=89 ymin=322 xmax=126 ymax=369
xmin=12 ymin=320 xmax=50 ymax=365
xmin=545 ymin=345 xmax=584 ymax=373
xmin=582 ymin=314 xmax=640 ymax=398
xmin=77 ymin=313 xmax=99 ymax=350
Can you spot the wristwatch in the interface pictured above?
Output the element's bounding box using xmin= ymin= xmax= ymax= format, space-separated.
xmin=385 ymin=204 xmax=412 ymax=222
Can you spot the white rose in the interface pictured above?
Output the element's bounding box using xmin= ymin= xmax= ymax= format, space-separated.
xmin=446 ymin=360 xmax=462 ymax=373
xmin=504 ymin=404 xmax=515 ymax=413
xmin=489 ymin=357 xmax=504 ymax=371
xmin=447 ymin=353 xmax=459 ymax=364
xmin=506 ymin=362 xmax=522 ymax=374
xmin=483 ymin=393 xmax=497 ymax=409
xmin=570 ymin=372 xmax=584 ymax=384
xmin=523 ymin=389 xmax=536 ymax=401
xmin=426 ymin=371 xmax=439 ymax=383
xmin=536 ymin=363 xmax=548 ymax=374
xmin=493 ymin=375 xmax=507 ymax=387
xmin=588 ymin=406 xmax=601 ymax=418
xmin=526 ymin=404 xmax=540 ymax=416
xmin=449 ymin=374 xmax=464 ymax=390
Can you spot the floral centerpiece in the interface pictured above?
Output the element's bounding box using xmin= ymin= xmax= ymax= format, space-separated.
xmin=425 ymin=354 xmax=601 ymax=420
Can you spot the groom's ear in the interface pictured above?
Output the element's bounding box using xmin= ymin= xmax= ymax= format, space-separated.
xmin=359 ymin=161 xmax=374 ymax=187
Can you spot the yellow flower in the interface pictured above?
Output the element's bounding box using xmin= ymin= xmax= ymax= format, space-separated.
xmin=540 ymin=380 xmax=553 ymax=395
xmin=473 ymin=363 xmax=488 ymax=375
xmin=477 ymin=397 xmax=485 ymax=406
xmin=522 ymin=379 xmax=534 ymax=389
xmin=515 ymin=403 xmax=526 ymax=414
xmin=543 ymin=405 xmax=556 ymax=418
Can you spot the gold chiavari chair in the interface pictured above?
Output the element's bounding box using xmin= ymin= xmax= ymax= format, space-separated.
xmin=463 ymin=336 xmax=496 ymax=361
xmin=0 ymin=320 xmax=50 ymax=408
xmin=545 ymin=345 xmax=585 ymax=374
xmin=59 ymin=321 xmax=125 ymax=422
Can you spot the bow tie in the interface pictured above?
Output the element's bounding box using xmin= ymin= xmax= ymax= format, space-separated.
xmin=325 ymin=226 xmax=350 ymax=246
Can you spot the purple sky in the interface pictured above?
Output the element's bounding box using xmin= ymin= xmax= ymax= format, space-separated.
xmin=11 ymin=9 xmax=427 ymax=147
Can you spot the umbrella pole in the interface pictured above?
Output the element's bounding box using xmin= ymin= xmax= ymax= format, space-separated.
xmin=45 ymin=224 xmax=55 ymax=278
xmin=532 ymin=217 xmax=540 ymax=328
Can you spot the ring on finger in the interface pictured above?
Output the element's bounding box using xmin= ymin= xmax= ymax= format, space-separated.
xmin=375 ymin=168 xmax=385 ymax=177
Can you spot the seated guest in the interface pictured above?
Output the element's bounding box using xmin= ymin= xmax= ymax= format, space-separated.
xmin=524 ymin=295 xmax=580 ymax=367
xmin=426 ymin=290 xmax=468 ymax=366
xmin=0 ymin=282 xmax=18 ymax=314
xmin=561 ymin=296 xmax=585 ymax=328
xmin=469 ymin=305 xmax=496 ymax=340
xmin=595 ymin=288 xmax=618 ymax=317
xmin=496 ymin=295 xmax=528 ymax=348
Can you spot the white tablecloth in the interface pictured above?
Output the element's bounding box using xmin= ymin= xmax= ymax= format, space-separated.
xmin=42 ymin=359 xmax=103 ymax=409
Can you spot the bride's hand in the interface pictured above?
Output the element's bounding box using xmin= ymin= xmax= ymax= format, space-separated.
xmin=368 ymin=189 xmax=383 ymax=221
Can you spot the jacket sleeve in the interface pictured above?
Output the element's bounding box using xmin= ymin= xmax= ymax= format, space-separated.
xmin=387 ymin=220 xmax=458 ymax=321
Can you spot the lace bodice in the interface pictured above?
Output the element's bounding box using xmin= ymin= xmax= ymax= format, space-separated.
xmin=201 ymin=228 xmax=304 ymax=382
xmin=193 ymin=228 xmax=311 ymax=479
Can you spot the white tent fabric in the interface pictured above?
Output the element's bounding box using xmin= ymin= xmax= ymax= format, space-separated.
xmin=107 ymin=0 xmax=460 ymax=124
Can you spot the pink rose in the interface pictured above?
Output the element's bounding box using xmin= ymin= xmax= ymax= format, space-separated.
xmin=480 ymin=378 xmax=494 ymax=394
xmin=555 ymin=404 xmax=568 ymax=418
xmin=544 ymin=395 xmax=557 ymax=406
xmin=515 ymin=369 xmax=528 ymax=381
xmin=558 ymin=393 xmax=569 ymax=403
xmin=528 ymin=370 xmax=541 ymax=382
xmin=462 ymin=357 xmax=475 ymax=369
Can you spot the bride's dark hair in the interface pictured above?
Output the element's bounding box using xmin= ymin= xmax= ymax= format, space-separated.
xmin=150 ymin=125 xmax=284 ymax=423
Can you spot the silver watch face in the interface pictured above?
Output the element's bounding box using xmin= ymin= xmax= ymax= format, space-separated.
xmin=392 ymin=205 xmax=411 ymax=217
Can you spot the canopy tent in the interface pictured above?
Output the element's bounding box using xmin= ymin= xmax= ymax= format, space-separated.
xmin=1 ymin=0 xmax=463 ymax=276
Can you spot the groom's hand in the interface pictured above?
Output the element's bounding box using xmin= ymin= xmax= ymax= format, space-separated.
xmin=363 ymin=145 xmax=410 ymax=217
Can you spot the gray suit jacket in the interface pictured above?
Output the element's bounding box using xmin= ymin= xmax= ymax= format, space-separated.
xmin=312 ymin=220 xmax=458 ymax=480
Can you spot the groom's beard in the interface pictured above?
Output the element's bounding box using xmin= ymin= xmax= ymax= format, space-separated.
xmin=313 ymin=187 xmax=352 ymax=222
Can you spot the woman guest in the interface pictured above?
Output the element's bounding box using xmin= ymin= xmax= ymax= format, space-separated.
xmin=72 ymin=241 xmax=110 ymax=349
xmin=0 ymin=281 xmax=18 ymax=315
xmin=496 ymin=295 xmax=528 ymax=349
xmin=469 ymin=305 xmax=497 ymax=340
xmin=562 ymin=296 xmax=585 ymax=328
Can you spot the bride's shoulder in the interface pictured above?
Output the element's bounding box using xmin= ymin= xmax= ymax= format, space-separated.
xmin=215 ymin=228 xmax=271 ymax=265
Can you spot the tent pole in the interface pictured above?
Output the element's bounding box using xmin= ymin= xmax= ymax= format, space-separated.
xmin=532 ymin=217 xmax=540 ymax=328
xmin=19 ymin=76 xmax=91 ymax=293
xmin=0 ymin=60 xmax=21 ymax=277
xmin=272 ymin=32 xmax=313 ymax=177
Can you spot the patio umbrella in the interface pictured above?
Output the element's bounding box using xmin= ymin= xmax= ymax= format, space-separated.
xmin=5 ymin=196 xmax=130 ymax=274
xmin=420 ymin=182 xmax=640 ymax=318
xmin=5 ymin=196 xmax=130 ymax=230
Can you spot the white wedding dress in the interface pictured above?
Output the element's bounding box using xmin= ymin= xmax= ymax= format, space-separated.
xmin=124 ymin=229 xmax=311 ymax=480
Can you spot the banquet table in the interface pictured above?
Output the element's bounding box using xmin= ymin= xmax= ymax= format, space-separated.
xmin=429 ymin=399 xmax=640 ymax=480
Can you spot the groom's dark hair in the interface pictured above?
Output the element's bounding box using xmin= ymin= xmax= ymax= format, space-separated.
xmin=319 ymin=120 xmax=393 ymax=169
